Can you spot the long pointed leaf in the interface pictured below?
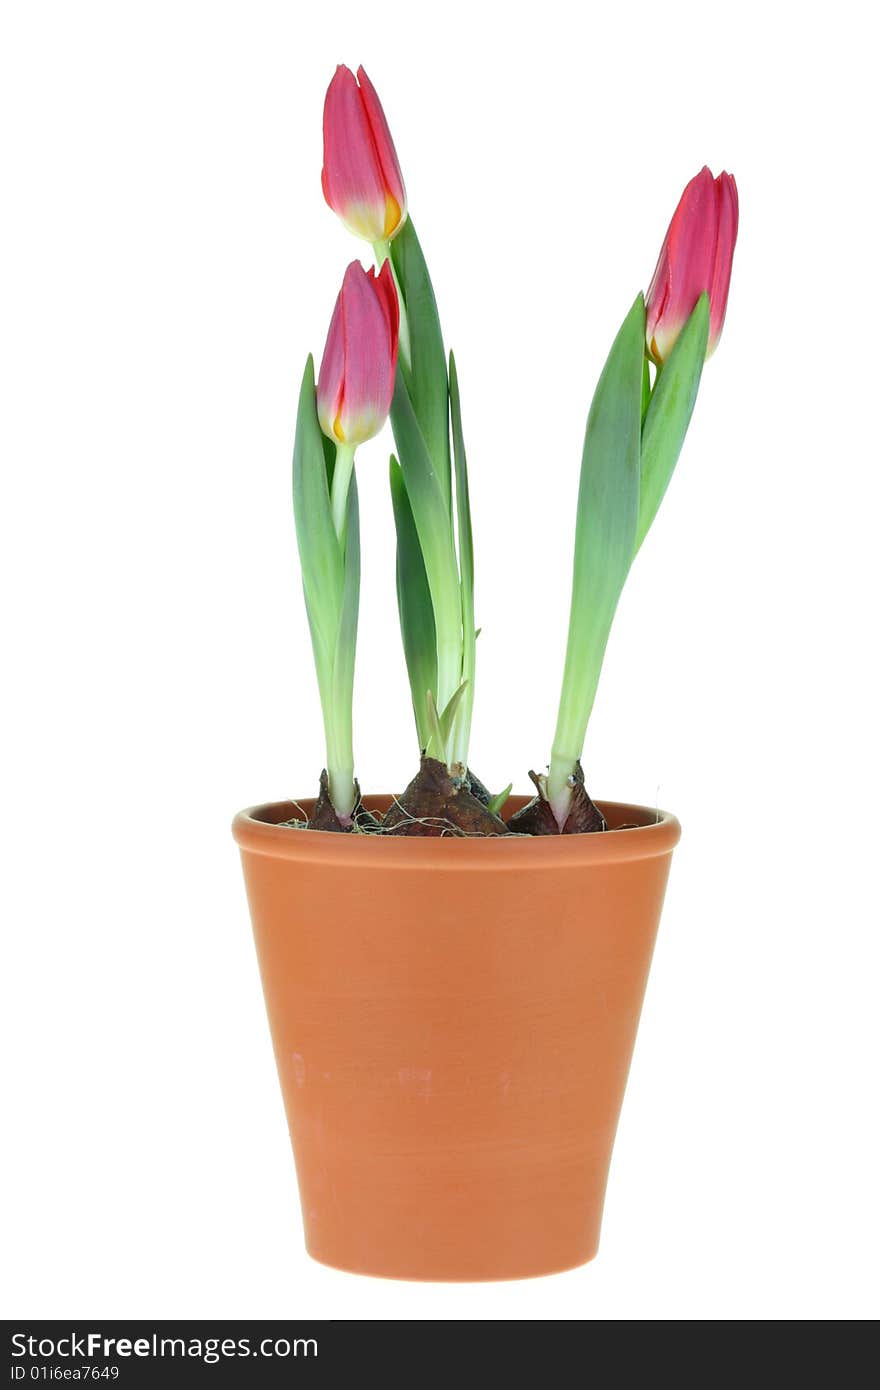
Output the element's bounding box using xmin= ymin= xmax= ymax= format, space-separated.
xmin=448 ymin=350 xmax=475 ymax=766
xmin=636 ymin=293 xmax=709 ymax=552
xmin=390 ymin=456 xmax=436 ymax=750
xmin=424 ymin=690 xmax=445 ymax=760
xmin=486 ymin=783 xmax=513 ymax=817
xmin=390 ymin=217 xmax=451 ymax=514
xmin=292 ymin=355 xmax=343 ymax=676
xmin=549 ymin=294 xmax=646 ymax=805
xmin=438 ymin=678 xmax=469 ymax=742
xmin=390 ymin=371 xmax=462 ymax=712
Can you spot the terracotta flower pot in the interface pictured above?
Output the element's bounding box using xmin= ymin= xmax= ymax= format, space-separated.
xmin=233 ymin=795 xmax=680 ymax=1281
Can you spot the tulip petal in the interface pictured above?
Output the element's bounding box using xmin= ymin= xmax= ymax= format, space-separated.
xmin=336 ymin=262 xmax=397 ymax=444
xmin=317 ymin=261 xmax=399 ymax=447
xmin=316 ymin=289 xmax=346 ymax=441
xmin=374 ymin=258 xmax=400 ymax=351
xmin=650 ymin=167 xmax=716 ymax=362
xmin=316 ymin=312 xmax=345 ymax=441
xmin=646 ymin=166 xmax=738 ymax=364
xmin=322 ymin=65 xmax=390 ymax=242
xmin=707 ymin=173 xmax=739 ymax=354
xmin=648 ymin=168 xmax=706 ymax=359
xmin=356 ymin=65 xmax=407 ymax=235
xmin=645 ymin=237 xmax=672 ymax=360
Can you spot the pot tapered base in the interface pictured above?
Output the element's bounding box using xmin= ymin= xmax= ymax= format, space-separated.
xmin=304 ymin=1242 xmax=599 ymax=1283
xmin=298 ymin=1137 xmax=608 ymax=1281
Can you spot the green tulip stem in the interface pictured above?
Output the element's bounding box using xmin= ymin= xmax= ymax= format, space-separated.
xmin=325 ymin=730 xmax=356 ymax=823
xmin=330 ymin=441 xmax=356 ymax=542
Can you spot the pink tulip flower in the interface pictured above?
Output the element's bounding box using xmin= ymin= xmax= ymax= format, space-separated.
xmin=321 ymin=65 xmax=407 ymax=245
xmin=646 ymin=167 xmax=739 ymax=364
xmin=317 ymin=260 xmax=400 ymax=447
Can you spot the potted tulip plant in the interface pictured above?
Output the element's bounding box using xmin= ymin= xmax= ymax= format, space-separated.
xmin=233 ymin=65 xmax=738 ymax=1280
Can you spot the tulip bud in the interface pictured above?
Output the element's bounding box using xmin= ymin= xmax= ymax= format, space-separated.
xmin=321 ymin=65 xmax=407 ymax=245
xmin=316 ymin=260 xmax=399 ymax=448
xmin=645 ymin=167 xmax=738 ymax=365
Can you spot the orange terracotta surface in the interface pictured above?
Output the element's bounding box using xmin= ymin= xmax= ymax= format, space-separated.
xmin=233 ymin=795 xmax=680 ymax=1281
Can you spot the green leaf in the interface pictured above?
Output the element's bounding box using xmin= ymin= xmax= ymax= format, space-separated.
xmin=423 ymin=680 xmax=470 ymax=762
xmin=548 ymin=294 xmax=646 ymax=812
xmin=424 ymin=690 xmax=445 ymax=760
xmin=448 ymin=350 xmax=475 ymax=767
xmin=390 ymin=456 xmax=437 ymax=751
xmin=636 ymin=293 xmax=709 ymax=553
xmin=486 ymin=783 xmax=512 ymax=817
xmin=292 ymin=355 xmax=343 ymax=678
xmin=419 ymin=679 xmax=468 ymax=763
xmin=390 ymin=218 xmax=451 ymax=514
xmin=390 ymin=371 xmax=462 ymax=714
xmin=292 ymin=356 xmax=360 ymax=817
xmin=321 ymin=431 xmax=336 ymax=488
xmin=438 ymin=678 xmax=469 ymax=742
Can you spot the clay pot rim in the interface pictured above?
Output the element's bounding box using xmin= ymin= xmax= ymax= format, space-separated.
xmin=233 ymin=795 xmax=680 ymax=866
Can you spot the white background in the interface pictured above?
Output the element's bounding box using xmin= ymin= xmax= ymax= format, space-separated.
xmin=2 ymin=0 xmax=878 ymax=1322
